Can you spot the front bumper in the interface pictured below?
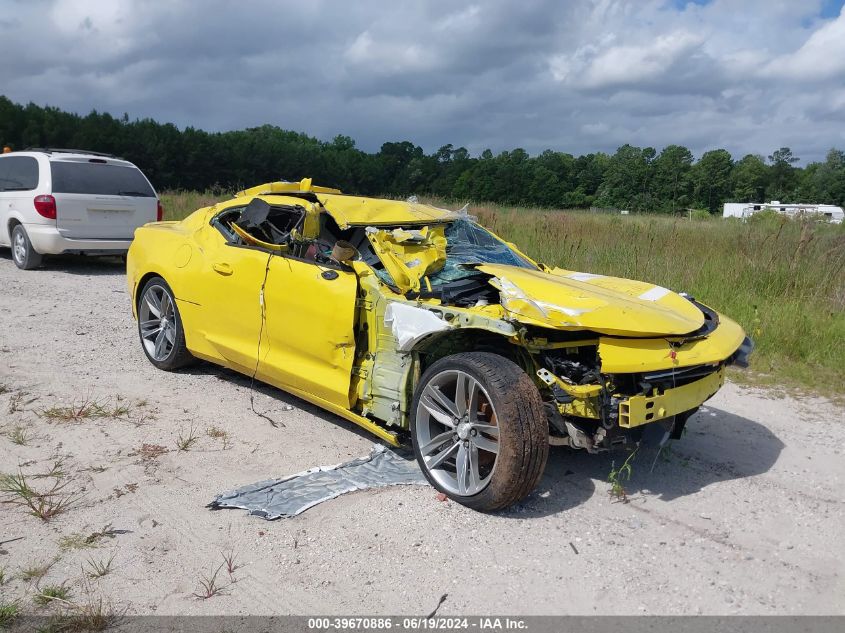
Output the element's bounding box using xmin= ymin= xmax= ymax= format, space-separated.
xmin=597 ymin=312 xmax=747 ymax=374
xmin=618 ymin=367 xmax=724 ymax=428
xmin=25 ymin=224 xmax=132 ymax=255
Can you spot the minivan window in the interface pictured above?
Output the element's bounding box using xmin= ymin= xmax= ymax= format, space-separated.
xmin=0 ymin=156 xmax=39 ymax=191
xmin=50 ymin=161 xmax=155 ymax=197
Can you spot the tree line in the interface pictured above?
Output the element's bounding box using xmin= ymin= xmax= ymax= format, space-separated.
xmin=2 ymin=96 xmax=844 ymax=213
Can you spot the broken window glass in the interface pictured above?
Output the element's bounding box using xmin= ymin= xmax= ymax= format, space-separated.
xmin=367 ymin=217 xmax=537 ymax=304
xmin=428 ymin=218 xmax=535 ymax=287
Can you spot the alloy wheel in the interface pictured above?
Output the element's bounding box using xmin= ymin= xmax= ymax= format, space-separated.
xmin=414 ymin=369 xmax=500 ymax=496
xmin=12 ymin=230 xmax=26 ymax=266
xmin=139 ymin=284 xmax=177 ymax=362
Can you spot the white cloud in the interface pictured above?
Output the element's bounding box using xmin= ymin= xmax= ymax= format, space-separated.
xmin=346 ymin=31 xmax=374 ymax=63
xmin=761 ymin=9 xmax=845 ymax=80
xmin=0 ymin=0 xmax=843 ymax=162
xmin=552 ymin=31 xmax=705 ymax=89
xmin=435 ymin=5 xmax=481 ymax=31
xmin=345 ymin=28 xmax=436 ymax=73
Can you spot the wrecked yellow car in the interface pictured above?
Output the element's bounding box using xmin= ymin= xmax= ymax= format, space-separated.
xmin=126 ymin=179 xmax=753 ymax=510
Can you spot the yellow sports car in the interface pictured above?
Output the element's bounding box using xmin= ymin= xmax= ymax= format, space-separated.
xmin=127 ymin=179 xmax=752 ymax=510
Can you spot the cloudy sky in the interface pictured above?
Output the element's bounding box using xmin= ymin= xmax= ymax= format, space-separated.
xmin=1 ymin=0 xmax=844 ymax=162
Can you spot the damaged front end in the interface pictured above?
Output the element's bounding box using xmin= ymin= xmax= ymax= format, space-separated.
xmin=527 ymin=308 xmax=753 ymax=452
xmin=330 ymin=206 xmax=752 ymax=455
xmin=352 ymin=218 xmax=753 ymax=452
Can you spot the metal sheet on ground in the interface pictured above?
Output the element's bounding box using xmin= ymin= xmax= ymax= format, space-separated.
xmin=209 ymin=444 xmax=429 ymax=519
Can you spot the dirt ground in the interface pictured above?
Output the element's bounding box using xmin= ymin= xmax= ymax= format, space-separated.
xmin=0 ymin=251 xmax=843 ymax=617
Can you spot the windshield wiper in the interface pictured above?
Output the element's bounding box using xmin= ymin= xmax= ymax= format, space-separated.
xmin=117 ymin=190 xmax=152 ymax=197
xmin=0 ymin=187 xmax=30 ymax=192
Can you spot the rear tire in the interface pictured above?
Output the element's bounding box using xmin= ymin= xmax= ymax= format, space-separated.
xmin=11 ymin=225 xmax=43 ymax=270
xmin=137 ymin=277 xmax=195 ymax=370
xmin=411 ymin=352 xmax=549 ymax=511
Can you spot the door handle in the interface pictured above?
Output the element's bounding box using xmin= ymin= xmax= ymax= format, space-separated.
xmin=213 ymin=262 xmax=233 ymax=275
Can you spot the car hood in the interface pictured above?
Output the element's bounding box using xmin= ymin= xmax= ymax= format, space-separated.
xmin=475 ymin=264 xmax=705 ymax=337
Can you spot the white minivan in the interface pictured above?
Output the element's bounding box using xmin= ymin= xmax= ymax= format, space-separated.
xmin=0 ymin=149 xmax=161 ymax=269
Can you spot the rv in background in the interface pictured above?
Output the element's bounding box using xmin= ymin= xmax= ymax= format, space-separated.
xmin=723 ymin=201 xmax=843 ymax=224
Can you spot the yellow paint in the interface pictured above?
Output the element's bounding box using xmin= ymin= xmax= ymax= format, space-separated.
xmin=319 ymin=194 xmax=457 ymax=229
xmin=230 ymin=222 xmax=287 ymax=253
xmin=257 ymin=257 xmax=358 ymax=409
xmin=619 ymin=369 xmax=725 ymax=428
xmin=477 ymin=264 xmax=704 ymax=337
xmin=557 ymin=396 xmax=602 ymax=419
xmin=366 ymin=225 xmax=447 ymax=293
xmin=235 ymin=179 xmax=341 ymax=198
xmin=598 ymin=314 xmax=745 ymax=373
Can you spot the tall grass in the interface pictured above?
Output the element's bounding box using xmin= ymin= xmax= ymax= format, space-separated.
xmin=474 ymin=204 xmax=845 ymax=393
xmin=160 ymin=190 xmax=226 ymax=220
xmin=160 ymin=191 xmax=845 ymax=394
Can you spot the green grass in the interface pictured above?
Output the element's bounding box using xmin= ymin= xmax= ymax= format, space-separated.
xmin=6 ymin=425 xmax=32 ymax=446
xmin=471 ymin=205 xmax=844 ymax=396
xmin=18 ymin=559 xmax=54 ymax=583
xmin=0 ymin=471 xmax=82 ymax=521
xmin=0 ymin=602 xmax=19 ymax=629
xmin=160 ymin=190 xmax=227 ymax=221
xmin=159 ymin=191 xmax=845 ymax=396
xmin=39 ymin=397 xmax=130 ymax=422
xmin=35 ymin=584 xmax=71 ymax=606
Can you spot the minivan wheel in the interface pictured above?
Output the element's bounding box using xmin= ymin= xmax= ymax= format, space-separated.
xmin=11 ymin=225 xmax=43 ymax=270
xmin=137 ymin=277 xmax=194 ymax=370
xmin=411 ymin=352 xmax=549 ymax=511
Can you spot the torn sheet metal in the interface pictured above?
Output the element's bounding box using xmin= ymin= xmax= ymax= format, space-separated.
xmin=208 ymin=444 xmax=428 ymax=520
xmin=365 ymin=225 xmax=447 ymax=293
xmin=384 ymin=302 xmax=452 ymax=351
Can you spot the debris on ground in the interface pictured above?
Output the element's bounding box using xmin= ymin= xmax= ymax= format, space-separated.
xmin=209 ymin=444 xmax=428 ymax=519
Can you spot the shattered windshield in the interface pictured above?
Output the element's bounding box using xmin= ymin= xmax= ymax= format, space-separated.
xmin=372 ymin=217 xmax=536 ymax=288
xmin=431 ymin=218 xmax=536 ymax=285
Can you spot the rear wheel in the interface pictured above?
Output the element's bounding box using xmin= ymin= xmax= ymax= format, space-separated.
xmin=11 ymin=225 xmax=43 ymax=270
xmin=137 ymin=277 xmax=194 ymax=370
xmin=411 ymin=352 xmax=549 ymax=511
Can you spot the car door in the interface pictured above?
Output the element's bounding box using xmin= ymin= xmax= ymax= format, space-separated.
xmin=0 ymin=155 xmax=40 ymax=245
xmin=258 ymin=254 xmax=358 ymax=409
xmin=0 ymin=157 xmax=10 ymax=245
xmin=192 ymin=225 xmax=271 ymax=373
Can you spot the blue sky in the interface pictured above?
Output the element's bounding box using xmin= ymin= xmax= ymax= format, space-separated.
xmin=672 ymin=0 xmax=842 ymax=16
xmin=1 ymin=0 xmax=844 ymax=162
xmin=819 ymin=0 xmax=845 ymax=17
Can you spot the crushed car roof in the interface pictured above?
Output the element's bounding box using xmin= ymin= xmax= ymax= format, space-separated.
xmin=235 ymin=178 xmax=459 ymax=228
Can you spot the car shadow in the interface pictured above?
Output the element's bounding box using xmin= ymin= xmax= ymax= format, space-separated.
xmin=182 ymin=362 xmax=387 ymax=445
xmin=500 ymin=406 xmax=784 ymax=518
xmin=181 ymin=361 xmax=785 ymax=518
xmin=0 ymin=248 xmax=126 ymax=276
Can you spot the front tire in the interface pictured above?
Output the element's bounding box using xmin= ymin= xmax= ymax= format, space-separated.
xmin=411 ymin=352 xmax=549 ymax=511
xmin=11 ymin=225 xmax=43 ymax=270
xmin=137 ymin=277 xmax=194 ymax=370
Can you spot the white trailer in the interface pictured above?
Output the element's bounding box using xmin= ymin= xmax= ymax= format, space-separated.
xmin=722 ymin=201 xmax=843 ymax=223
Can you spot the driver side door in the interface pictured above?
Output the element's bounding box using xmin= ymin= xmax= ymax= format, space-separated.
xmin=258 ymin=255 xmax=359 ymax=409
xmin=191 ymin=218 xmax=271 ymax=374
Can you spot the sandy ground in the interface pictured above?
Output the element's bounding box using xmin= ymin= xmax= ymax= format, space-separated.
xmin=0 ymin=250 xmax=843 ymax=618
